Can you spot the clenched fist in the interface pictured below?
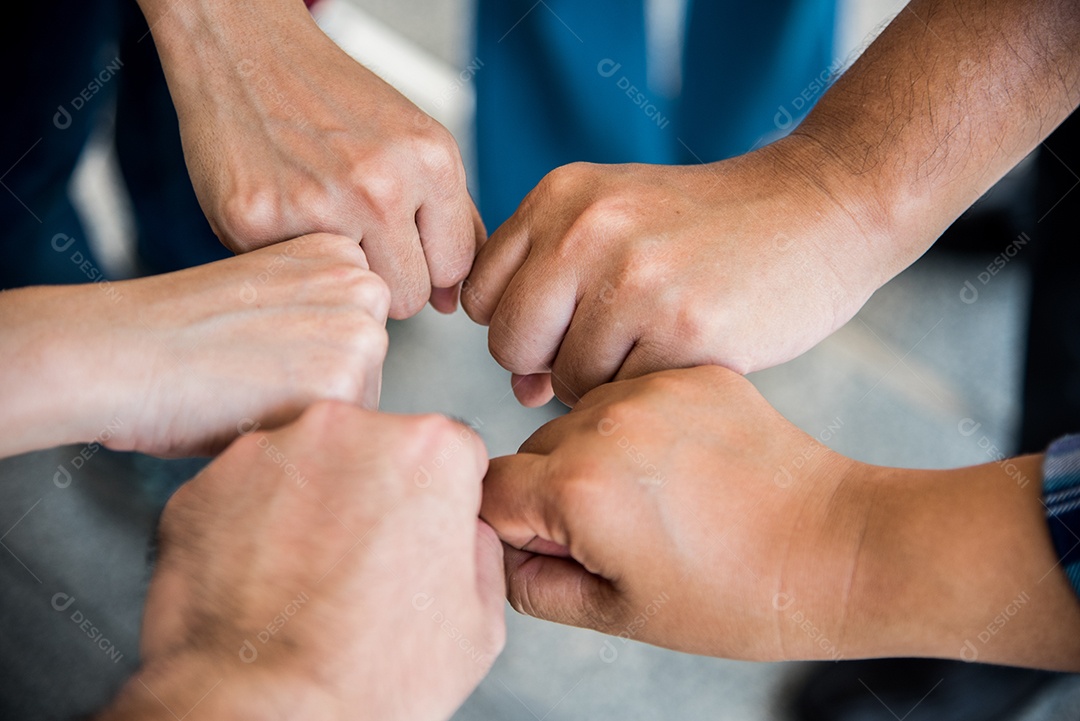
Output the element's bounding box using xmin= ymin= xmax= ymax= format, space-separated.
xmin=1 ymin=234 xmax=390 ymax=458
xmin=141 ymin=0 xmax=484 ymax=318
xmin=482 ymin=366 xmax=1080 ymax=669
xmin=97 ymin=403 xmax=506 ymax=720
xmin=463 ymin=140 xmax=882 ymax=407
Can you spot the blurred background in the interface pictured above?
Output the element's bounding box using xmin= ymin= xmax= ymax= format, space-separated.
xmin=2 ymin=0 xmax=1079 ymax=719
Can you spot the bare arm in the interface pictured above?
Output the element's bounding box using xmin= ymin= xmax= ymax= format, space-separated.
xmin=133 ymin=0 xmax=482 ymax=318
xmin=464 ymin=0 xmax=1080 ymax=407
xmin=480 ymin=367 xmax=1080 ymax=670
xmin=796 ymin=0 xmax=1080 ymax=285
xmin=0 ymin=235 xmax=388 ymax=459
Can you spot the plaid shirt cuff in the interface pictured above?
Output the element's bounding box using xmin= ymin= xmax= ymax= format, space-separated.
xmin=1044 ymin=434 xmax=1080 ymax=601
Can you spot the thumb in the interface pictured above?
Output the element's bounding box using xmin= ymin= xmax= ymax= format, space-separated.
xmin=503 ymin=545 xmax=624 ymax=634
xmin=481 ymin=453 xmax=569 ymax=550
xmin=511 ymin=373 xmax=556 ymax=408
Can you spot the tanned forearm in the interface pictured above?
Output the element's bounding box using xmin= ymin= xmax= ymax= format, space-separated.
xmin=792 ymin=0 xmax=1080 ymax=289
xmin=845 ymin=455 xmax=1080 ymax=670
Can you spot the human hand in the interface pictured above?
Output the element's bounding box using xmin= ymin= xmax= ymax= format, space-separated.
xmin=0 ymin=234 xmax=389 ymax=458
xmin=144 ymin=0 xmax=482 ymax=317
xmin=480 ymin=365 xmax=865 ymax=660
xmin=462 ymin=140 xmax=884 ymax=407
xmin=97 ymin=403 xmax=505 ymax=720
xmin=481 ymin=366 xmax=1080 ymax=669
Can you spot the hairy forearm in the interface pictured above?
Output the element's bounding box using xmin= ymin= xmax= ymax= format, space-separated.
xmin=845 ymin=456 xmax=1080 ymax=670
xmin=793 ymin=0 xmax=1080 ymax=288
xmin=95 ymin=654 xmax=331 ymax=721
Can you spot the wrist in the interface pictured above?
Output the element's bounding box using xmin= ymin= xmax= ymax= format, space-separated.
xmin=766 ymin=131 xmax=903 ymax=294
xmin=97 ymin=651 xmax=336 ymax=721
xmin=844 ymin=457 xmax=1080 ymax=669
xmin=771 ymin=450 xmax=876 ymax=661
xmin=0 ymin=286 xmax=117 ymax=456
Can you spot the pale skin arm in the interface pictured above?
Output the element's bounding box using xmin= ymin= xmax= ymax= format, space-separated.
xmin=463 ymin=0 xmax=1080 ymax=407
xmin=134 ymin=0 xmax=484 ymax=318
xmin=480 ymin=368 xmax=1080 ymax=670
xmin=0 ymin=234 xmax=389 ymax=459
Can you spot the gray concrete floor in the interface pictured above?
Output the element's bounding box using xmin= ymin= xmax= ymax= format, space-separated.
xmin=4 ymin=1 xmax=1080 ymax=719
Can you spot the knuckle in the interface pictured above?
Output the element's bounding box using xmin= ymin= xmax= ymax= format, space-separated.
xmin=298 ymin=399 xmax=361 ymax=433
xmin=320 ymin=263 xmax=369 ymax=290
xmin=578 ymin=194 xmax=638 ymax=232
xmin=541 ymin=162 xmax=591 ymax=196
xmin=345 ymin=271 xmax=392 ymax=319
xmin=655 ymin=291 xmax=713 ymax=353
xmin=388 ymin=283 xmax=429 ymax=320
xmin=401 ymin=413 xmax=463 ymax=462
xmin=414 ymin=128 xmax=462 ymax=179
xmin=219 ymin=190 xmax=279 ymax=244
xmin=633 ymin=370 xmax=689 ymax=399
xmin=551 ymin=460 xmax=610 ymax=512
xmin=549 ymin=197 xmax=635 ymax=261
xmin=293 ymin=186 xmax=337 ymax=225
xmin=352 ymin=318 xmax=389 ymax=360
xmin=356 ymin=167 xmax=408 ymax=215
xmin=486 ymin=326 xmax=530 ymax=375
xmin=674 ymin=300 xmax=708 ymax=344
xmin=610 ymin=240 xmax=665 ymax=294
xmin=594 ymin=397 xmax=639 ymax=427
xmin=326 ymin=373 xmax=363 ymax=403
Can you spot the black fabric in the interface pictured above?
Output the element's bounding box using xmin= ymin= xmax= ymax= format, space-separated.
xmin=792 ymin=659 xmax=1058 ymax=721
xmin=0 ymin=0 xmax=227 ymax=291
xmin=1020 ymin=110 xmax=1080 ymax=453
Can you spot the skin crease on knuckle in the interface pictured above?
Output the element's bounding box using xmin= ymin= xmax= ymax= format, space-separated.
xmin=541 ymin=162 xmax=593 ymax=198
xmin=337 ymin=268 xmax=392 ymax=319
xmin=293 ymin=399 xmax=366 ymax=448
xmin=344 ymin=317 xmax=389 ymax=377
xmin=354 ymin=166 xmax=409 ymax=221
xmin=219 ymin=188 xmax=281 ymax=249
xmin=413 ymin=127 xmax=463 ymax=184
xmin=485 ymin=323 xmax=538 ymax=377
